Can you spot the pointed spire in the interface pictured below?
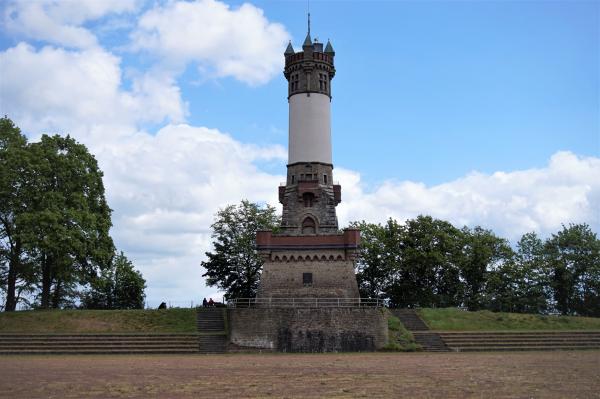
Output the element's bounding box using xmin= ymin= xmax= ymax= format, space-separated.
xmin=303 ymin=10 xmax=312 ymax=49
xmin=324 ymin=39 xmax=335 ymax=55
xmin=284 ymin=41 xmax=294 ymax=55
xmin=303 ymin=32 xmax=312 ymax=48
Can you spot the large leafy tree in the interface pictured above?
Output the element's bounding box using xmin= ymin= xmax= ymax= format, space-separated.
xmin=0 ymin=117 xmax=36 ymax=311
xmin=545 ymin=224 xmax=600 ymax=316
xmin=460 ymin=226 xmax=513 ymax=310
xmin=394 ymin=216 xmax=464 ymax=308
xmin=485 ymin=232 xmax=549 ymax=313
xmin=353 ymin=216 xmax=465 ymax=308
xmin=202 ymin=200 xmax=279 ymax=300
xmin=351 ymin=219 xmax=402 ymax=299
xmin=19 ymin=134 xmax=115 ymax=308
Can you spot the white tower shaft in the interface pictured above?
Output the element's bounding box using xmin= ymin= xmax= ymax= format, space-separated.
xmin=288 ymin=93 xmax=332 ymax=165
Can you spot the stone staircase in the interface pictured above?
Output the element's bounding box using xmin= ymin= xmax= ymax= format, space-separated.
xmin=439 ymin=331 xmax=600 ymax=352
xmin=196 ymin=308 xmax=228 ymax=354
xmin=391 ymin=309 xmax=430 ymax=331
xmin=0 ymin=334 xmax=200 ymax=355
xmin=391 ymin=309 xmax=450 ymax=352
xmin=412 ymin=332 xmax=450 ymax=352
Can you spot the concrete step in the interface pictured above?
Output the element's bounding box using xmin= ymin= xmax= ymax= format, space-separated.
xmin=412 ymin=332 xmax=450 ymax=352
xmin=437 ymin=331 xmax=600 ymax=352
xmin=198 ymin=335 xmax=227 ymax=354
xmin=391 ymin=309 xmax=429 ymax=331
xmin=443 ymin=341 xmax=600 ymax=347
xmin=0 ymin=334 xmax=203 ymax=355
xmin=196 ymin=309 xmax=228 ymax=353
xmin=455 ymin=346 xmax=600 ymax=352
xmin=0 ymin=349 xmax=200 ymax=355
xmin=438 ymin=332 xmax=600 ymax=337
xmin=0 ymin=333 xmax=198 ymax=340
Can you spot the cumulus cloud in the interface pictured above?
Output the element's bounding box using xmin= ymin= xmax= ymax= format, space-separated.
xmin=97 ymin=124 xmax=285 ymax=306
xmin=130 ymin=0 xmax=290 ymax=85
xmin=337 ymin=151 xmax=600 ymax=240
xmin=2 ymin=0 xmax=139 ymax=49
xmin=0 ymin=43 xmax=186 ymax=138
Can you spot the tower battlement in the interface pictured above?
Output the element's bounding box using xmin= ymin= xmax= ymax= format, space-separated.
xmin=284 ymin=36 xmax=335 ymax=99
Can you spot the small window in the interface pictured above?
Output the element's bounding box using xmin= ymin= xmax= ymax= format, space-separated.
xmin=291 ymin=175 xmax=295 ymax=184
xmin=303 ymin=272 xmax=313 ymax=287
xmin=300 ymin=174 xmax=304 ymax=180
xmin=323 ymin=174 xmax=328 ymax=184
xmin=319 ymin=73 xmax=325 ymax=91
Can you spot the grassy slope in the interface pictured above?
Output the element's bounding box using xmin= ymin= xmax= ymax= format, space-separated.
xmin=0 ymin=309 xmax=197 ymax=333
xmin=418 ymin=308 xmax=600 ymax=331
xmin=382 ymin=314 xmax=421 ymax=352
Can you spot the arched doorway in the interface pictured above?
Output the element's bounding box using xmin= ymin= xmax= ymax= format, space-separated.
xmin=301 ymin=217 xmax=316 ymax=234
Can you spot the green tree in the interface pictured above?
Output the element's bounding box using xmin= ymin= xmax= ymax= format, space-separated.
xmin=485 ymin=233 xmax=551 ymax=313
xmin=0 ymin=117 xmax=36 ymax=311
xmin=545 ymin=224 xmax=600 ymax=316
xmin=202 ymin=200 xmax=279 ymax=300
xmin=460 ymin=226 xmax=513 ymax=310
xmin=394 ymin=216 xmax=464 ymax=308
xmin=20 ymin=134 xmax=114 ymax=308
xmin=484 ymin=232 xmax=548 ymax=313
xmin=351 ymin=219 xmax=401 ymax=299
xmin=514 ymin=232 xmax=550 ymax=312
xmin=82 ymin=252 xmax=146 ymax=309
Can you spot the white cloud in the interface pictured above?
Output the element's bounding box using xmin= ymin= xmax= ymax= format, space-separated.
xmin=0 ymin=43 xmax=186 ymax=138
xmin=337 ymin=151 xmax=600 ymax=240
xmin=131 ymin=0 xmax=290 ymax=85
xmin=97 ymin=124 xmax=285 ymax=306
xmin=2 ymin=0 xmax=139 ymax=49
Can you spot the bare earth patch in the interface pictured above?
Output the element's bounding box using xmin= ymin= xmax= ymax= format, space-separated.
xmin=1 ymin=351 xmax=599 ymax=398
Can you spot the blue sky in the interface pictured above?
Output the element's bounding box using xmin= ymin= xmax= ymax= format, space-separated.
xmin=178 ymin=0 xmax=599 ymax=184
xmin=1 ymin=0 xmax=598 ymax=306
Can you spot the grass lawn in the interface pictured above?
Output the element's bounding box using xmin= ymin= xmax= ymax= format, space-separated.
xmin=418 ymin=307 xmax=600 ymax=331
xmin=0 ymin=308 xmax=197 ymax=333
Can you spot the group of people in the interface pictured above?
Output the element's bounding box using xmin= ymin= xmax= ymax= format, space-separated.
xmin=202 ymin=297 xmax=215 ymax=307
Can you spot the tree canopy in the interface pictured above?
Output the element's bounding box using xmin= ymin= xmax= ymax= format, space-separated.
xmin=82 ymin=252 xmax=146 ymax=310
xmin=354 ymin=217 xmax=600 ymax=316
xmin=202 ymin=200 xmax=279 ymax=300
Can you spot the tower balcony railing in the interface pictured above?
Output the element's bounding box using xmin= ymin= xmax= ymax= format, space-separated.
xmin=279 ymin=180 xmax=340 ymax=186
xmin=227 ymin=297 xmax=385 ymax=309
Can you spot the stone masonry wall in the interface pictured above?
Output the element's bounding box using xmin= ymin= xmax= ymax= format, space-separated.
xmin=258 ymin=253 xmax=359 ymax=299
xmin=228 ymin=308 xmax=388 ymax=352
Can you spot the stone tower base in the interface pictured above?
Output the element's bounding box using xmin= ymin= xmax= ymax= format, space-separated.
xmin=228 ymin=307 xmax=388 ymax=352
xmin=256 ymin=229 xmax=360 ymax=299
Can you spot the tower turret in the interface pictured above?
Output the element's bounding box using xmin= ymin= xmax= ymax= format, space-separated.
xmin=280 ymin=27 xmax=339 ymax=235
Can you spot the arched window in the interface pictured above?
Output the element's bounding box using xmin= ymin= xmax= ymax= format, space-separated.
xmin=302 ymin=217 xmax=316 ymax=234
xmin=302 ymin=192 xmax=314 ymax=207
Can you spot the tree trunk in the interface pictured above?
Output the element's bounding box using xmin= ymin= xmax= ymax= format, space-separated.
xmin=41 ymin=253 xmax=51 ymax=309
xmin=51 ymin=279 xmax=62 ymax=309
xmin=5 ymin=262 xmax=17 ymax=312
xmin=4 ymin=240 xmax=21 ymax=312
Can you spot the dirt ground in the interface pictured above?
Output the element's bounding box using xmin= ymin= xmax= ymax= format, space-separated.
xmin=1 ymin=351 xmax=599 ymax=399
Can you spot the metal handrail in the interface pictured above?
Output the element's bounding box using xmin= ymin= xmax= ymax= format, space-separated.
xmin=227 ymin=297 xmax=385 ymax=309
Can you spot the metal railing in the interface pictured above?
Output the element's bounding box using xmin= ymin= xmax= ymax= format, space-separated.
xmin=227 ymin=297 xmax=385 ymax=309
